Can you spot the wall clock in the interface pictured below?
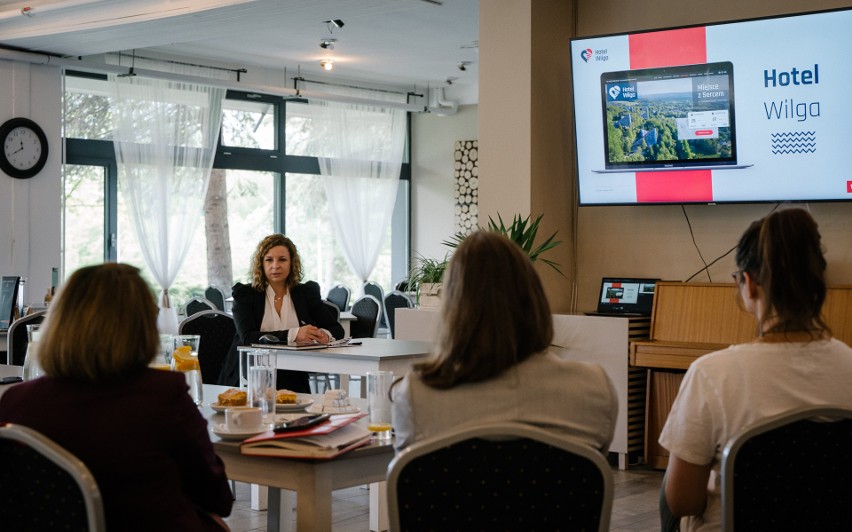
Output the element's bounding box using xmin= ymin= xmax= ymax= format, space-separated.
xmin=0 ymin=117 xmax=49 ymax=179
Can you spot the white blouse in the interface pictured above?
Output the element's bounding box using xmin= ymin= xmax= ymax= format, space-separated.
xmin=260 ymin=285 xmax=300 ymax=343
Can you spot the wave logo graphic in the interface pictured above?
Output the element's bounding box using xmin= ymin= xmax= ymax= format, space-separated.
xmin=580 ymin=48 xmax=593 ymax=62
xmin=608 ymin=85 xmax=621 ymax=99
xmin=771 ymin=131 xmax=816 ymax=154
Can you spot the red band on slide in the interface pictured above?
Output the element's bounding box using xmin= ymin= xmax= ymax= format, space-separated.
xmin=629 ymin=27 xmax=712 ymax=202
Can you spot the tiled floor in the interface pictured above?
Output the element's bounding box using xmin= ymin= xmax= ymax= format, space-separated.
xmin=223 ymin=463 xmax=665 ymax=531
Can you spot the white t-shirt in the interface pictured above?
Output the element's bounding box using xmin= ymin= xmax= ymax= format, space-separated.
xmin=659 ymin=338 xmax=852 ymax=531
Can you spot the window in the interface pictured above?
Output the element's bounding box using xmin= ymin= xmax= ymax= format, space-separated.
xmin=62 ymin=75 xmax=410 ymax=304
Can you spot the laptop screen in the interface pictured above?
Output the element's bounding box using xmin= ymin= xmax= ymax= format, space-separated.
xmin=600 ymin=61 xmax=738 ymax=171
xmin=596 ymin=277 xmax=658 ymax=315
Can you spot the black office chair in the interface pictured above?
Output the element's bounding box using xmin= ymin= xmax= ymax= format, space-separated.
xmin=0 ymin=423 xmax=106 ymax=531
xmin=183 ymin=296 xmax=215 ymax=317
xmin=388 ymin=422 xmax=614 ymax=532
xmin=178 ymin=309 xmax=237 ymax=385
xmin=349 ymin=295 xmax=382 ymax=339
xmin=720 ymin=405 xmax=852 ymax=531
xmin=363 ymin=281 xmax=387 ymax=332
xmin=383 ymin=290 xmax=413 ymax=339
xmin=6 ymin=310 xmax=46 ymax=366
xmin=204 ymin=285 xmax=227 ymax=312
xmin=326 ymin=284 xmax=351 ymax=313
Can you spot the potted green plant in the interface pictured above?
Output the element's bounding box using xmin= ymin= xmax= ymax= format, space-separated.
xmin=407 ymin=255 xmax=449 ymax=307
xmin=444 ymin=213 xmax=564 ymax=276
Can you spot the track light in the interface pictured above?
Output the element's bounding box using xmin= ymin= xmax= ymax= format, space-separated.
xmin=320 ymin=59 xmax=334 ymax=71
xmin=457 ymin=61 xmax=472 ymax=72
xmin=319 ymin=38 xmax=336 ymax=50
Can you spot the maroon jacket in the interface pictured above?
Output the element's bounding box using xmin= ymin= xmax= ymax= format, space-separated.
xmin=0 ymin=368 xmax=232 ymax=531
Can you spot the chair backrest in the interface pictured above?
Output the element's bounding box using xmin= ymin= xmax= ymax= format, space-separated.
xmin=383 ymin=290 xmax=413 ymax=339
xmin=387 ymin=422 xmax=614 ymax=532
xmin=349 ymin=295 xmax=382 ymax=339
xmin=183 ymin=296 xmax=215 ymax=317
xmin=6 ymin=310 xmax=47 ymax=366
xmin=0 ymin=423 xmax=106 ymax=532
xmin=720 ymin=405 xmax=852 ymax=531
xmin=321 ymin=299 xmax=341 ymax=322
xmin=326 ymin=284 xmax=351 ymax=312
xmin=204 ymin=286 xmax=227 ymax=311
xmin=178 ymin=310 xmax=237 ymax=384
xmin=363 ymin=281 xmax=387 ymax=329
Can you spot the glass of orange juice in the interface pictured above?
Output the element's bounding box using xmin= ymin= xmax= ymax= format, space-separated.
xmin=367 ymin=371 xmax=394 ymax=441
xmin=172 ymin=335 xmax=202 ymax=405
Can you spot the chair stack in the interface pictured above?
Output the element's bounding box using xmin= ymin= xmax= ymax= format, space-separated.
xmin=183 ymin=296 xmax=216 ymax=318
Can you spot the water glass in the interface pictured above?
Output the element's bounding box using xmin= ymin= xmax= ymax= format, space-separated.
xmin=172 ymin=334 xmax=203 ymax=406
xmin=159 ymin=334 xmax=174 ymax=365
xmin=247 ymin=349 xmax=277 ymax=423
xmin=22 ymin=324 xmax=43 ymax=381
xmin=367 ymin=371 xmax=394 ymax=441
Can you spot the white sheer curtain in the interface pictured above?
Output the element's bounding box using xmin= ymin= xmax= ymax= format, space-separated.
xmin=110 ymin=73 xmax=225 ymax=333
xmin=308 ymin=86 xmax=407 ymax=289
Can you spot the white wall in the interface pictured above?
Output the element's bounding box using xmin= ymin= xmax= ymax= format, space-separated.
xmin=410 ymin=104 xmax=478 ymax=262
xmin=0 ymin=60 xmax=62 ymax=308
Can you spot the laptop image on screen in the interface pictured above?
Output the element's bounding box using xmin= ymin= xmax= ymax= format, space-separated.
xmin=593 ymin=61 xmax=752 ymax=173
xmin=585 ymin=277 xmax=659 ymax=317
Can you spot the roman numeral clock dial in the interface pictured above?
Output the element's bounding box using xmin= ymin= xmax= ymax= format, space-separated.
xmin=0 ymin=117 xmax=49 ymax=179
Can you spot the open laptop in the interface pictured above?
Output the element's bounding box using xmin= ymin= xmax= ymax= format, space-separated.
xmin=585 ymin=277 xmax=659 ymax=317
xmin=594 ymin=61 xmax=752 ymax=173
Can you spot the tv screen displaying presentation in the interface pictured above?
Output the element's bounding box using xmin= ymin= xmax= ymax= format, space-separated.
xmin=570 ymin=8 xmax=852 ymax=205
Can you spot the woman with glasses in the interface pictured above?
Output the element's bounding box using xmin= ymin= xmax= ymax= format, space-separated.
xmin=659 ymin=208 xmax=852 ymax=531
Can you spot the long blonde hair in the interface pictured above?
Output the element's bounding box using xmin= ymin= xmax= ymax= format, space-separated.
xmin=38 ymin=263 xmax=159 ymax=382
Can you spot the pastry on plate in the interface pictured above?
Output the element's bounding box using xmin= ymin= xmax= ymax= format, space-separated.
xmin=217 ymin=388 xmax=247 ymax=406
xmin=276 ymin=389 xmax=298 ymax=404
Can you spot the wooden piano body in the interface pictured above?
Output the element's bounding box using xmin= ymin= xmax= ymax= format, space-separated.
xmin=629 ymin=281 xmax=852 ymax=469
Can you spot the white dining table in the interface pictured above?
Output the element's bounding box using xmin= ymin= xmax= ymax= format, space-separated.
xmin=205 ymin=384 xmax=394 ymax=532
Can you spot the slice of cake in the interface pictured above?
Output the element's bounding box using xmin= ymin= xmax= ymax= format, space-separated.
xmin=276 ymin=389 xmax=298 ymax=404
xmin=217 ymin=388 xmax=247 ymax=406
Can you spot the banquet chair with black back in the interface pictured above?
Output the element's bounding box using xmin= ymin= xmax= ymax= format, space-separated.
xmin=720 ymin=404 xmax=852 ymax=531
xmin=183 ymin=296 xmax=216 ymax=318
xmin=349 ymin=295 xmax=382 ymax=339
xmin=383 ymin=290 xmax=413 ymax=339
xmin=178 ymin=310 xmax=236 ymax=386
xmin=388 ymin=422 xmax=614 ymax=532
xmin=6 ymin=310 xmax=47 ymax=366
xmin=0 ymin=423 xmax=106 ymax=531
xmin=204 ymin=286 xmax=227 ymax=312
xmin=363 ymin=281 xmax=388 ymax=332
xmin=326 ymin=285 xmax=351 ymax=313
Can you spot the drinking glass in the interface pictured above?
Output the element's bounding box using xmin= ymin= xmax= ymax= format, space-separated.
xmin=172 ymin=334 xmax=203 ymax=406
xmin=22 ymin=324 xmax=43 ymax=381
xmin=367 ymin=371 xmax=394 ymax=441
xmin=247 ymin=349 xmax=277 ymax=423
xmin=159 ymin=334 xmax=174 ymax=365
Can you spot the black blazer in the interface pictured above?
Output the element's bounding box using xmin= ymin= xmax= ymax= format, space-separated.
xmin=217 ymin=281 xmax=344 ymax=386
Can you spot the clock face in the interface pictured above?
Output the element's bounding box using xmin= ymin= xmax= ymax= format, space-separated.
xmin=4 ymin=127 xmax=43 ymax=171
xmin=0 ymin=118 xmax=48 ymax=179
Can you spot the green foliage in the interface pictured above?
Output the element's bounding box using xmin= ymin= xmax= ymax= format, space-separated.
xmin=442 ymin=213 xmax=563 ymax=276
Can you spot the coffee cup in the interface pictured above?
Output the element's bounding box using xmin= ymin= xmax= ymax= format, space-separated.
xmin=225 ymin=407 xmax=263 ymax=431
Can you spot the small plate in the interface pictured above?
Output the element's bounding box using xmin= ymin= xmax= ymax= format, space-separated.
xmin=211 ymin=422 xmax=272 ymax=441
xmin=306 ymin=404 xmax=361 ymax=415
xmin=275 ymin=398 xmax=314 ymax=412
xmin=209 ymin=402 xmax=240 ymax=413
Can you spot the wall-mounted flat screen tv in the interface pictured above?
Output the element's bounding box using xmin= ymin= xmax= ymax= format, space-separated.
xmin=570 ymin=8 xmax=852 ymax=205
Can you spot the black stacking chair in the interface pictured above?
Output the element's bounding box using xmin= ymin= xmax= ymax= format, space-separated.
xmin=6 ymin=310 xmax=46 ymax=366
xmin=326 ymin=285 xmax=351 ymax=313
xmin=0 ymin=424 xmax=106 ymax=531
xmin=382 ymin=290 xmax=413 ymax=339
xmin=349 ymin=295 xmax=382 ymax=339
xmin=178 ymin=309 xmax=236 ymax=385
xmin=204 ymin=286 xmax=227 ymax=311
xmin=363 ymin=281 xmax=387 ymax=332
xmin=388 ymin=422 xmax=614 ymax=532
xmin=720 ymin=405 xmax=852 ymax=531
xmin=183 ymin=296 xmax=216 ymax=317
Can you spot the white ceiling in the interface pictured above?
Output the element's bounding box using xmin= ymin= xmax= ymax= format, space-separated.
xmin=0 ymin=0 xmax=479 ymax=104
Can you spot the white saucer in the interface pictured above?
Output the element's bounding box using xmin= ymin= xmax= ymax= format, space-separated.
xmin=211 ymin=422 xmax=272 ymax=441
xmin=209 ymin=402 xmax=237 ymax=413
xmin=275 ymin=398 xmax=314 ymax=412
xmin=306 ymin=404 xmax=361 ymax=414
